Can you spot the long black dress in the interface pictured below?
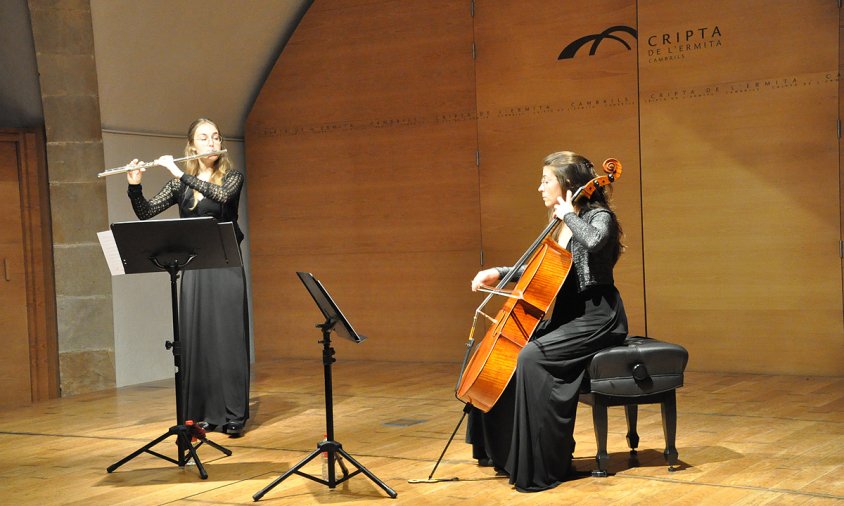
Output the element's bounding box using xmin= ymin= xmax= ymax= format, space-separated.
xmin=128 ymin=171 xmax=250 ymax=429
xmin=468 ymin=225 xmax=627 ymax=492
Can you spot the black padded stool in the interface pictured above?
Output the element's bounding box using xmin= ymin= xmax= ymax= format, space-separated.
xmin=578 ymin=336 xmax=688 ymax=477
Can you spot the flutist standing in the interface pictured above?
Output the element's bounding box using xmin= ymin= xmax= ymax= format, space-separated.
xmin=126 ymin=118 xmax=250 ymax=438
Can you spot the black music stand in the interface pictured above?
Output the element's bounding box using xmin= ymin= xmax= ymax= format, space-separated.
xmin=106 ymin=217 xmax=240 ymax=479
xmin=252 ymin=272 xmax=397 ymax=500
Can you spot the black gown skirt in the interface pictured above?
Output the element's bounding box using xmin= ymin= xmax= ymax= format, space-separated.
xmin=468 ymin=270 xmax=627 ymax=492
xmin=180 ymin=265 xmax=250 ymax=428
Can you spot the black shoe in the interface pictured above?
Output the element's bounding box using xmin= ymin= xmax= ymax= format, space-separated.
xmin=222 ymin=421 xmax=244 ymax=438
xmin=477 ymin=458 xmax=493 ymax=467
xmin=196 ymin=421 xmax=216 ymax=432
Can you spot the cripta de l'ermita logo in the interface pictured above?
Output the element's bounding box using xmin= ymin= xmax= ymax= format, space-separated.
xmin=558 ymin=25 xmax=638 ymax=60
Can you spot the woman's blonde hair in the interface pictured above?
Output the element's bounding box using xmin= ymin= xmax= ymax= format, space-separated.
xmin=183 ymin=118 xmax=231 ymax=208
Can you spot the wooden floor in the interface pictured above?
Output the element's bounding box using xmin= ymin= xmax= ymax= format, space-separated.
xmin=1 ymin=358 xmax=843 ymax=505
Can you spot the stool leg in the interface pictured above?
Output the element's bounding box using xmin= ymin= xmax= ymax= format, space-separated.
xmin=591 ymin=398 xmax=609 ymax=477
xmin=624 ymin=404 xmax=640 ymax=452
xmin=661 ymin=390 xmax=679 ymax=471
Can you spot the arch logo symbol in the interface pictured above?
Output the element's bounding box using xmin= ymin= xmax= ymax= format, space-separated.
xmin=558 ymin=25 xmax=638 ymax=60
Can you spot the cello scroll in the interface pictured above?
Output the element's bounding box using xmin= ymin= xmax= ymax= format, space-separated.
xmin=570 ymin=158 xmax=622 ymax=203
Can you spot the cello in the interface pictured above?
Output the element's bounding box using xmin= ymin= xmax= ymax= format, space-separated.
xmin=455 ymin=157 xmax=622 ymax=412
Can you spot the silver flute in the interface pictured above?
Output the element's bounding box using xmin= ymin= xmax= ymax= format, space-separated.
xmin=97 ymin=149 xmax=228 ymax=178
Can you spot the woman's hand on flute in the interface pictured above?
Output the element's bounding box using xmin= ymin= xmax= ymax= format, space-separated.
xmin=154 ymin=155 xmax=184 ymax=179
xmin=126 ymin=159 xmax=145 ymax=185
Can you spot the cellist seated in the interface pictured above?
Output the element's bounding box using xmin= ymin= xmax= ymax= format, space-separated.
xmin=465 ymin=151 xmax=628 ymax=492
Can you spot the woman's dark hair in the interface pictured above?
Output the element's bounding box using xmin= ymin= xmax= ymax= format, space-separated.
xmin=543 ymin=151 xmax=625 ymax=263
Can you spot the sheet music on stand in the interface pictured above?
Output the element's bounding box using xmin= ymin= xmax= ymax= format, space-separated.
xmin=97 ymin=230 xmax=125 ymax=276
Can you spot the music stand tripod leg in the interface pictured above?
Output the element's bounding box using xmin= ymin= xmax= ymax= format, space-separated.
xmin=179 ymin=428 xmax=209 ymax=480
xmin=107 ymin=430 xmax=175 ymax=473
xmin=201 ymin=437 xmax=234 ymax=456
xmin=335 ymin=446 xmax=397 ymax=498
xmin=252 ymin=448 xmax=323 ymax=501
xmin=106 ymin=425 xmax=207 ymax=477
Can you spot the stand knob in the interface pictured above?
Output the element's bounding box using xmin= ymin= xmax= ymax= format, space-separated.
xmin=165 ymin=341 xmax=174 ymax=350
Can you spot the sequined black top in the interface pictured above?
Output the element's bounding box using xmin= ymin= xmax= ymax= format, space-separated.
xmin=496 ymin=207 xmax=620 ymax=293
xmin=561 ymin=207 xmax=619 ymax=291
xmin=127 ymin=170 xmax=245 ymax=243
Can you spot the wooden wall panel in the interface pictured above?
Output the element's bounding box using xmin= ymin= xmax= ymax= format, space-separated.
xmin=247 ymin=0 xmax=843 ymax=376
xmin=246 ymin=0 xmax=480 ymax=361
xmin=473 ymin=0 xmax=645 ymax=336
xmin=639 ymin=0 xmax=843 ymax=374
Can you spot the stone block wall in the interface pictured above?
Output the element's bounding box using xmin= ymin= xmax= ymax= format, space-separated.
xmin=28 ymin=0 xmax=114 ymax=395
